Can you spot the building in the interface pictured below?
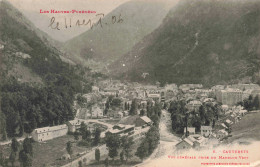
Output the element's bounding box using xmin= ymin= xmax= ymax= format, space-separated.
xmin=135 ymin=116 xmax=153 ymax=127
xmin=216 ymin=129 xmax=228 ymax=139
xmin=90 ymin=105 xmax=103 ymax=118
xmin=216 ymin=88 xmax=243 ymax=106
xmin=176 ymin=134 xmax=207 ymax=150
xmin=67 ymin=119 xmax=82 ymax=132
xmin=201 ymin=126 xmax=212 ymax=137
xmin=31 ymin=124 xmax=68 ymax=142
xmin=186 ymin=100 xmax=202 ymax=112
xmin=228 ymin=84 xmax=260 ymax=91
xmin=107 ymin=124 xmax=135 ymax=136
xmin=115 ymin=112 xmax=124 ymax=118
xmin=146 ymin=90 xmax=161 ymax=102
xmin=184 ymin=127 xmax=196 ymax=135
xmin=225 ymin=119 xmax=233 ymax=126
xmin=175 ymin=138 xmax=193 ymax=150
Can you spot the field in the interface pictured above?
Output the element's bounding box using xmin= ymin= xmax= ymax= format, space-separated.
xmin=86 ymin=138 xmax=143 ymax=167
xmin=226 ymin=112 xmax=260 ymax=144
xmin=1 ymin=135 xmax=88 ymax=167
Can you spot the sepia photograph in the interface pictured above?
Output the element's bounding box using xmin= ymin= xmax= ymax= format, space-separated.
xmin=0 ymin=0 xmax=260 ymax=166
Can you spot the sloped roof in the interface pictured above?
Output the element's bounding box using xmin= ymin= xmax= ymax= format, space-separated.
xmin=183 ymin=138 xmax=194 ymax=146
xmin=140 ymin=116 xmax=152 ymax=123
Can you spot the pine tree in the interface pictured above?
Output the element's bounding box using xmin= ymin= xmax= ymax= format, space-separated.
xmin=95 ymin=148 xmax=100 ymax=162
xmin=66 ymin=141 xmax=73 ymax=156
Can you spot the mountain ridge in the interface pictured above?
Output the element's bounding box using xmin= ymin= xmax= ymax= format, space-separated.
xmin=63 ymin=0 xmax=173 ymax=70
xmin=109 ymin=0 xmax=260 ymax=86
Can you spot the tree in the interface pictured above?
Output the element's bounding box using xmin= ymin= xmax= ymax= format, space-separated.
xmin=110 ymin=98 xmax=122 ymax=108
xmin=82 ymin=129 xmax=91 ymax=141
xmin=135 ymin=141 xmax=149 ymax=161
xmin=11 ymin=138 xmax=19 ymax=154
xmin=73 ymin=132 xmax=79 ymax=141
xmin=9 ymin=151 xmax=16 ymax=167
xmin=129 ymin=99 xmax=138 ymax=115
xmin=120 ymin=151 xmax=124 ymax=163
xmin=253 ymin=95 xmax=260 ymax=110
xmin=2 ymin=128 xmax=7 ymax=141
xmin=66 ymin=141 xmax=73 ymax=156
xmin=105 ymin=133 xmax=121 ymax=160
xmin=105 ymin=157 xmax=109 ymax=167
xmin=93 ymin=128 xmax=101 ymax=145
xmin=121 ymin=136 xmax=134 ymax=162
xmin=19 ymin=150 xmax=32 ymax=167
xmin=78 ymin=160 xmax=83 ymax=167
xmin=23 ymin=138 xmax=33 ymax=156
xmin=124 ymin=102 xmax=128 ymax=110
xmin=95 ymin=148 xmax=100 ymax=162
xmin=24 ymin=123 xmax=33 ymax=135
xmin=140 ymin=109 xmax=145 ymax=116
xmin=79 ymin=122 xmax=87 ymax=135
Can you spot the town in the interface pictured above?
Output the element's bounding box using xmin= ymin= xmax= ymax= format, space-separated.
xmin=1 ymin=77 xmax=259 ymax=167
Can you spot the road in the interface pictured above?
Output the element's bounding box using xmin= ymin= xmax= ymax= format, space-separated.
xmin=0 ymin=136 xmax=31 ymax=146
xmin=136 ymin=110 xmax=181 ymax=167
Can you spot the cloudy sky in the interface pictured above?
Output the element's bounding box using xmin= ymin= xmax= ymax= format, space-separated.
xmin=7 ymin=0 xmax=179 ymax=42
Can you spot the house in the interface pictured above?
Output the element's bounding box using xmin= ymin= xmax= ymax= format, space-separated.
xmin=225 ymin=119 xmax=233 ymax=126
xmin=216 ymin=129 xmax=228 ymax=140
xmin=91 ymin=105 xmax=103 ymax=118
xmin=176 ymin=134 xmax=207 ymax=150
xmin=123 ymin=111 xmax=129 ymax=117
xmin=115 ymin=112 xmax=124 ymax=118
xmin=191 ymin=135 xmax=207 ymax=148
xmin=31 ymin=124 xmax=68 ymax=142
xmin=184 ymin=127 xmax=196 ymax=135
xmin=135 ymin=116 xmax=153 ymax=127
xmin=67 ymin=119 xmax=81 ymax=132
xmin=108 ymin=124 xmax=135 ymax=136
xmin=146 ymin=90 xmax=161 ymax=101
xmin=220 ymin=123 xmax=228 ymax=129
xmin=201 ymin=126 xmax=212 ymax=137
xmin=175 ymin=138 xmax=193 ymax=150
xmin=186 ymin=100 xmax=202 ymax=112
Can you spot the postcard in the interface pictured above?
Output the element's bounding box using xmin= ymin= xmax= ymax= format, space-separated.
xmin=0 ymin=0 xmax=260 ymax=167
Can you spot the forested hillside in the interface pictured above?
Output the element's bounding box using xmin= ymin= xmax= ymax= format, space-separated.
xmin=110 ymin=0 xmax=260 ymax=86
xmin=0 ymin=0 xmax=93 ymax=138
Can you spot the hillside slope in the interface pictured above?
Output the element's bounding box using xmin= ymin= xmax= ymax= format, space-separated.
xmin=110 ymin=0 xmax=260 ymax=86
xmin=64 ymin=0 xmax=173 ymax=69
xmin=0 ymin=0 xmax=93 ymax=138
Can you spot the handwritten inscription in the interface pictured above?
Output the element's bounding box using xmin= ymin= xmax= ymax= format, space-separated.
xmin=48 ymin=13 xmax=123 ymax=30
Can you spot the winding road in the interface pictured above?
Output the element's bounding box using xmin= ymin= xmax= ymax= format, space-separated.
xmin=136 ymin=109 xmax=181 ymax=167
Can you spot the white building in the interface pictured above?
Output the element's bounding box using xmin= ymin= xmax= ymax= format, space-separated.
xmin=67 ymin=119 xmax=81 ymax=132
xmin=31 ymin=124 xmax=68 ymax=142
xmin=201 ymin=126 xmax=212 ymax=137
xmin=91 ymin=105 xmax=103 ymax=118
xmin=184 ymin=127 xmax=196 ymax=135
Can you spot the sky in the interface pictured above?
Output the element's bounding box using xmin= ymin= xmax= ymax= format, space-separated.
xmin=7 ymin=0 xmax=180 ymax=42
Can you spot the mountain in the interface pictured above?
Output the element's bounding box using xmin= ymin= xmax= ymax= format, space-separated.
xmin=64 ymin=0 xmax=173 ymax=70
xmin=0 ymin=0 xmax=93 ymax=138
xmin=110 ymin=0 xmax=260 ymax=86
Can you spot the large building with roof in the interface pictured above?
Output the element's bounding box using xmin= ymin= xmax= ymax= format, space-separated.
xmin=135 ymin=116 xmax=153 ymax=127
xmin=216 ymin=88 xmax=243 ymax=106
xmin=31 ymin=124 xmax=68 ymax=142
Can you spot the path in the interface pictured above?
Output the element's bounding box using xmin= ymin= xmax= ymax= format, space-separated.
xmin=136 ymin=110 xmax=181 ymax=167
